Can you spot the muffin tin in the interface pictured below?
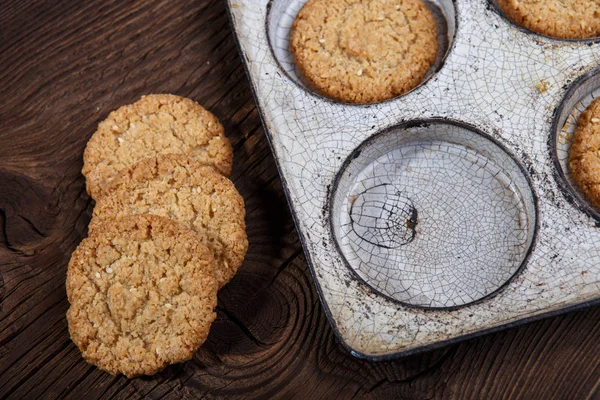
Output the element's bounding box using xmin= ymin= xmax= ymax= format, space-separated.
xmin=227 ymin=0 xmax=600 ymax=358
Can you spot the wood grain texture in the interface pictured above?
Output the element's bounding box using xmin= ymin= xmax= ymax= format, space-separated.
xmin=1 ymin=0 xmax=600 ymax=398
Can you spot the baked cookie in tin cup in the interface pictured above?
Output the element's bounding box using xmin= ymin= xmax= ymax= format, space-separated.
xmin=289 ymin=0 xmax=439 ymax=103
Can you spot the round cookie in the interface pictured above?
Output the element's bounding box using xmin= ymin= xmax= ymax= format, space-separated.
xmin=89 ymin=154 xmax=247 ymax=288
xmin=497 ymin=0 xmax=600 ymax=39
xmin=569 ymin=98 xmax=600 ymax=207
xmin=289 ymin=0 xmax=439 ymax=104
xmin=66 ymin=214 xmax=218 ymax=377
xmin=83 ymin=94 xmax=233 ymax=199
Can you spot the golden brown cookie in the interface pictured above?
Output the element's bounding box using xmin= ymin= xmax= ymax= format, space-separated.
xmin=83 ymin=94 xmax=233 ymax=199
xmin=569 ymin=98 xmax=600 ymax=207
xmin=289 ymin=0 xmax=438 ymax=104
xmin=89 ymin=154 xmax=247 ymax=288
xmin=66 ymin=214 xmax=218 ymax=377
xmin=497 ymin=0 xmax=600 ymax=39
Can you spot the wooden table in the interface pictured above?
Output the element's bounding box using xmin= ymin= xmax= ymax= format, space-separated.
xmin=2 ymin=1 xmax=600 ymax=398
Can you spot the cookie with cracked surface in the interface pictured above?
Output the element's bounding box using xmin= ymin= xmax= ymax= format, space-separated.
xmin=289 ymin=0 xmax=438 ymax=104
xmin=569 ymin=98 xmax=600 ymax=208
xmin=89 ymin=154 xmax=247 ymax=288
xmin=66 ymin=214 xmax=218 ymax=377
xmin=83 ymin=94 xmax=233 ymax=199
xmin=497 ymin=0 xmax=600 ymax=39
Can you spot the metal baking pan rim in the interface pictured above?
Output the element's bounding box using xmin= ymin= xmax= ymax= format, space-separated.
xmin=226 ymin=0 xmax=600 ymax=361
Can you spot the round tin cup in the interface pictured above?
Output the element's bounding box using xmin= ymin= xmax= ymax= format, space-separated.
xmin=489 ymin=0 xmax=600 ymax=43
xmin=551 ymin=67 xmax=600 ymax=220
xmin=266 ymin=0 xmax=457 ymax=104
xmin=329 ymin=119 xmax=537 ymax=309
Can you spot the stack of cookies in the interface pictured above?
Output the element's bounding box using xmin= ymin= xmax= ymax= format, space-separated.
xmin=66 ymin=94 xmax=247 ymax=377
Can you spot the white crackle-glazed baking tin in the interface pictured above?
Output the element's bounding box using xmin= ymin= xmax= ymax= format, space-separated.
xmin=227 ymin=0 xmax=600 ymax=359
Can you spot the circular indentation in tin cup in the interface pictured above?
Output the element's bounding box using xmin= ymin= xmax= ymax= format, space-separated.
xmin=330 ymin=120 xmax=537 ymax=309
xmin=552 ymin=68 xmax=600 ymax=218
xmin=266 ymin=0 xmax=456 ymax=102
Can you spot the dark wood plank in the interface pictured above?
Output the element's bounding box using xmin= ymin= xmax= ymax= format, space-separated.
xmin=2 ymin=0 xmax=600 ymax=399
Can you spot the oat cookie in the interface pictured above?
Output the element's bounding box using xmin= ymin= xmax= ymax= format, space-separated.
xmin=569 ymin=98 xmax=600 ymax=208
xmin=90 ymin=154 xmax=247 ymax=288
xmin=66 ymin=214 xmax=218 ymax=377
xmin=83 ymin=94 xmax=233 ymax=199
xmin=289 ymin=0 xmax=439 ymax=104
xmin=497 ymin=0 xmax=600 ymax=39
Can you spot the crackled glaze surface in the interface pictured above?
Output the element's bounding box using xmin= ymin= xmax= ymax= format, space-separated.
xmin=228 ymin=0 xmax=600 ymax=357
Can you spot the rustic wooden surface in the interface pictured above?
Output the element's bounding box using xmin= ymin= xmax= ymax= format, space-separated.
xmin=2 ymin=1 xmax=600 ymax=399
